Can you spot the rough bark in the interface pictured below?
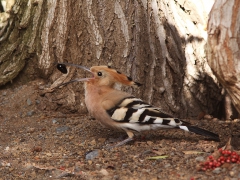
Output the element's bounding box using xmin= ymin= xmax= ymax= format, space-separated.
xmin=0 ymin=0 xmax=222 ymax=118
xmin=207 ymin=0 xmax=240 ymax=114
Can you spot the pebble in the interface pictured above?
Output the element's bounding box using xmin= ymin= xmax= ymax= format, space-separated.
xmin=35 ymin=100 xmax=40 ymax=104
xmin=85 ymin=150 xmax=99 ymax=160
xmin=221 ymin=168 xmax=226 ymax=172
xmin=46 ymin=153 xmax=52 ymax=157
xmin=74 ymin=166 xmax=81 ymax=172
xmin=19 ymin=112 xmax=23 ymax=118
xmin=195 ymin=156 xmax=205 ymax=162
xmin=164 ymin=163 xmax=171 ymax=168
xmin=113 ymin=175 xmax=119 ymax=179
xmin=6 ymin=163 xmax=11 ymax=167
xmin=2 ymin=92 xmax=7 ymax=96
xmin=99 ymin=169 xmax=109 ymax=176
xmin=27 ymin=98 xmax=32 ymax=106
xmin=122 ymin=164 xmax=128 ymax=168
xmin=27 ymin=111 xmax=34 ymax=117
xmin=56 ymin=126 xmax=70 ymax=133
xmin=229 ymin=171 xmax=235 ymax=177
xmin=95 ymin=163 xmax=101 ymax=169
xmin=52 ymin=119 xmax=58 ymax=124
xmin=212 ymin=167 xmax=221 ymax=174
xmin=152 ymin=162 xmax=156 ymax=166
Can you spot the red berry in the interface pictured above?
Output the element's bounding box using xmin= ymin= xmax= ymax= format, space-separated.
xmin=216 ymin=162 xmax=221 ymax=167
xmin=231 ymin=158 xmax=237 ymax=163
xmin=226 ymin=159 xmax=230 ymax=163
xmin=202 ymin=167 xmax=206 ymax=171
xmin=208 ymin=155 xmax=213 ymax=160
xmin=204 ymin=165 xmax=208 ymax=168
xmin=224 ymin=151 xmax=230 ymax=156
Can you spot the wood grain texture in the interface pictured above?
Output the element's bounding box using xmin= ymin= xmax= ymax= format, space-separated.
xmin=207 ymin=0 xmax=240 ymax=113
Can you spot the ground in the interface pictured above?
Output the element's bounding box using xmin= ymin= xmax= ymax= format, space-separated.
xmin=0 ymin=81 xmax=240 ymax=180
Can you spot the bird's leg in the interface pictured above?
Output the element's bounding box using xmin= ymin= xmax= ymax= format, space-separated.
xmin=114 ymin=138 xmax=133 ymax=147
xmin=105 ymin=131 xmax=134 ymax=149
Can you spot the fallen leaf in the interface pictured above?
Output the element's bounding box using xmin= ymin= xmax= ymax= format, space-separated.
xmin=182 ymin=151 xmax=205 ymax=155
xmin=223 ymin=137 xmax=232 ymax=150
xmin=152 ymin=150 xmax=165 ymax=156
xmin=147 ymin=156 xmax=168 ymax=160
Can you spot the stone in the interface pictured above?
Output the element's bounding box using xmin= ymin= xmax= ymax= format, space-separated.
xmin=85 ymin=150 xmax=99 ymax=160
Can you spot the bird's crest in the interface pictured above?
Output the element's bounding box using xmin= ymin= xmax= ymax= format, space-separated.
xmin=90 ymin=66 xmax=142 ymax=87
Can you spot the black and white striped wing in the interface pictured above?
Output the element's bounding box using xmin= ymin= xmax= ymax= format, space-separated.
xmin=106 ymin=97 xmax=185 ymax=127
xmin=106 ymin=97 xmax=220 ymax=140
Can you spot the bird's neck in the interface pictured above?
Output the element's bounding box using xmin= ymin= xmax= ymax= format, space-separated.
xmin=84 ymin=82 xmax=113 ymax=96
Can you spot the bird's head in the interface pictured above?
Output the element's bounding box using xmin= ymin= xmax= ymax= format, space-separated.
xmin=56 ymin=63 xmax=142 ymax=88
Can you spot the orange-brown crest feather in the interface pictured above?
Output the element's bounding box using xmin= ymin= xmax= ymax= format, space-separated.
xmin=90 ymin=66 xmax=141 ymax=87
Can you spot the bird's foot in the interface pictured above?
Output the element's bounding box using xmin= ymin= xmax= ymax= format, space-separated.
xmin=104 ymin=137 xmax=134 ymax=150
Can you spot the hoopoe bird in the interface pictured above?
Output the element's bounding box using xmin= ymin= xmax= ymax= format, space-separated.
xmin=56 ymin=63 xmax=220 ymax=146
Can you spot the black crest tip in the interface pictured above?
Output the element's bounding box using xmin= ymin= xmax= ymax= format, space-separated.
xmin=134 ymin=82 xmax=142 ymax=86
xmin=127 ymin=76 xmax=133 ymax=81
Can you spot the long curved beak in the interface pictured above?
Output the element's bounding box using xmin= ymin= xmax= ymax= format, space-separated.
xmin=57 ymin=62 xmax=92 ymax=73
xmin=56 ymin=62 xmax=94 ymax=87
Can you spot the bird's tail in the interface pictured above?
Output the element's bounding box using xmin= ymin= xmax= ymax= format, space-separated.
xmin=179 ymin=125 xmax=220 ymax=141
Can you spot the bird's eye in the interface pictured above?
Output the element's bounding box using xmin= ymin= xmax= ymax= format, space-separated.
xmin=57 ymin=64 xmax=67 ymax=74
xmin=97 ymin=72 xmax=102 ymax=76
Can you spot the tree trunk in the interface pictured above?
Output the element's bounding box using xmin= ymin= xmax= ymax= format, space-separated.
xmin=0 ymin=0 xmax=222 ymax=118
xmin=207 ymin=0 xmax=240 ymax=115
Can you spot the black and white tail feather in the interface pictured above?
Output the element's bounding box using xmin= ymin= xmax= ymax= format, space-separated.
xmin=107 ymin=97 xmax=220 ymax=141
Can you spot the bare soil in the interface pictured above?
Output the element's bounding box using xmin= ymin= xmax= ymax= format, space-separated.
xmin=0 ymin=81 xmax=240 ymax=180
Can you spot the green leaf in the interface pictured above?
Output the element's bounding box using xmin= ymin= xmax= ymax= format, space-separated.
xmin=147 ymin=155 xmax=168 ymax=160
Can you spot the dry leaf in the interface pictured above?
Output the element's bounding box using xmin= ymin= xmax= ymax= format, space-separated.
xmin=152 ymin=150 xmax=165 ymax=156
xmin=182 ymin=151 xmax=205 ymax=155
